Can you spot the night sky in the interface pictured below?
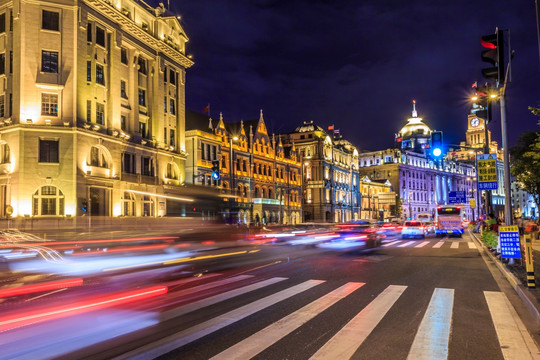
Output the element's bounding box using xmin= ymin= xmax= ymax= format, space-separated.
xmin=157 ymin=1 xmax=540 ymax=151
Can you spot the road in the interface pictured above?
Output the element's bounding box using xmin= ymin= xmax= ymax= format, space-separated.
xmin=1 ymin=231 xmax=540 ymax=359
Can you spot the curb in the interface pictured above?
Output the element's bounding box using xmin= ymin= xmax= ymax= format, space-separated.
xmin=471 ymin=231 xmax=540 ymax=325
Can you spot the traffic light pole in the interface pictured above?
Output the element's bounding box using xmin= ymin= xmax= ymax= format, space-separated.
xmin=483 ymin=104 xmax=493 ymax=218
xmin=500 ymin=66 xmax=513 ymax=225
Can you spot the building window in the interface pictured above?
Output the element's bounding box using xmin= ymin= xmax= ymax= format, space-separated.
xmin=0 ymin=95 xmax=4 ymax=118
xmin=163 ymin=96 xmax=167 ymax=112
xmin=96 ymin=64 xmax=105 ymax=85
xmin=41 ymin=51 xmax=58 ymax=73
xmin=121 ymin=115 xmax=126 ymax=131
xmin=123 ymin=192 xmax=135 ymax=216
xmin=122 ymin=152 xmax=135 ymax=173
xmin=86 ymin=100 xmax=91 ymax=122
xmin=169 ymin=98 xmax=175 ymax=115
xmin=33 ymin=185 xmax=64 ymax=216
xmin=120 ymin=80 xmax=127 ymax=98
xmin=139 ymin=121 xmax=147 ymax=137
xmin=0 ymin=143 xmax=9 ymax=164
xmin=89 ymin=146 xmax=109 ymax=168
xmin=169 ymin=69 xmax=175 ymax=85
xmin=138 ymin=57 xmax=147 ymax=75
xmin=96 ymin=102 xmax=104 ymax=125
xmin=166 ymin=163 xmax=178 ymax=179
xmin=9 ymin=51 xmax=12 ymax=73
xmin=87 ymin=61 xmax=91 ymax=81
xmin=8 ymin=93 xmax=11 ymax=117
xmin=42 ymin=10 xmax=59 ymax=31
xmin=120 ymin=47 xmax=128 ymax=64
xmin=39 ymin=139 xmax=59 ymax=163
xmin=163 ymin=127 xmax=167 ymax=144
xmin=141 ymin=156 xmax=154 ymax=176
xmin=169 ymin=129 xmax=175 ymax=146
xmin=41 ymin=93 xmax=58 ymax=116
xmin=87 ymin=23 xmax=92 ymax=42
xmin=95 ymin=26 xmax=105 ymax=47
xmin=138 ymin=88 xmax=146 ymax=107
xmin=0 ymin=13 xmax=5 ymax=33
xmin=142 ymin=195 xmax=153 ymax=216
xmin=0 ymin=53 xmax=4 ymax=75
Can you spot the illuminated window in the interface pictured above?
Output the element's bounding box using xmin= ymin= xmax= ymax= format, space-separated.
xmin=42 ymin=10 xmax=59 ymax=31
xmin=123 ymin=192 xmax=135 ymax=216
xmin=95 ymin=26 xmax=105 ymax=47
xmin=39 ymin=139 xmax=58 ymax=163
xmin=33 ymin=185 xmax=64 ymax=216
xmin=96 ymin=102 xmax=104 ymax=125
xmin=41 ymin=51 xmax=58 ymax=73
xmin=41 ymin=93 xmax=58 ymax=116
xmin=89 ymin=146 xmax=109 ymax=168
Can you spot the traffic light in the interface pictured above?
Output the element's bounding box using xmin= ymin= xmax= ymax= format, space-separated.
xmin=472 ymin=84 xmax=493 ymax=123
xmin=481 ymin=29 xmax=504 ymax=85
xmin=431 ymin=131 xmax=443 ymax=158
xmin=82 ymin=200 xmax=88 ymax=212
xmin=211 ymin=160 xmax=220 ymax=180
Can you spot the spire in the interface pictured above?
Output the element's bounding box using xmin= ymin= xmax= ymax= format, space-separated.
xmin=259 ymin=109 xmax=264 ymax=121
xmin=412 ymin=99 xmax=418 ymax=118
xmin=208 ymin=117 xmax=213 ymax=130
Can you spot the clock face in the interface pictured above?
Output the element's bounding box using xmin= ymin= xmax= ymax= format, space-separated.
xmin=470 ymin=117 xmax=480 ymax=127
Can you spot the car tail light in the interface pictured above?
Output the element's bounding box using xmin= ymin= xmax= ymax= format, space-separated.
xmin=402 ymin=226 xmax=408 ymax=230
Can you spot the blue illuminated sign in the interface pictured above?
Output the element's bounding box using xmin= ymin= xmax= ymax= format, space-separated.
xmin=499 ymin=225 xmax=521 ymax=259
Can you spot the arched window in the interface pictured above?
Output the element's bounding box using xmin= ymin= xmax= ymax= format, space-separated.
xmin=268 ymin=188 xmax=273 ymax=199
xmin=262 ymin=188 xmax=266 ymax=198
xmin=33 ymin=185 xmax=64 ymax=216
xmin=123 ymin=191 xmax=135 ymax=216
xmin=255 ymin=186 xmax=260 ymax=198
xmin=88 ymin=145 xmax=110 ymax=168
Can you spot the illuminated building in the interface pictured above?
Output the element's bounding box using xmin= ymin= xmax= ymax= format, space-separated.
xmin=359 ymin=102 xmax=476 ymax=221
xmin=0 ymin=0 xmax=194 ymax=223
xmin=359 ymin=177 xmax=393 ymax=221
xmin=285 ymin=122 xmax=361 ymax=223
xmin=185 ymin=110 xmax=302 ymax=225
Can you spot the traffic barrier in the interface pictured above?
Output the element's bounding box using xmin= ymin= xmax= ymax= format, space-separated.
xmin=523 ymin=234 xmax=535 ymax=289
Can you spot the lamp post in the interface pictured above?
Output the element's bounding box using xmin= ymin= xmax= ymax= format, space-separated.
xmin=229 ymin=136 xmax=238 ymax=221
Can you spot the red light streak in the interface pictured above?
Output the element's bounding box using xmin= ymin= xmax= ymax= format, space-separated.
xmin=70 ymin=244 xmax=168 ymax=256
xmin=0 ymin=278 xmax=84 ymax=298
xmin=0 ymin=286 xmax=167 ymax=332
xmin=0 ymin=236 xmax=178 ymax=248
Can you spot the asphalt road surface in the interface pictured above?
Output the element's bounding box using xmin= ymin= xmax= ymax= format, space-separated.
xmin=2 ymin=231 xmax=540 ymax=360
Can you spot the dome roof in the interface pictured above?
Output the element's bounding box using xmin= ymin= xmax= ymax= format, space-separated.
xmin=398 ymin=100 xmax=432 ymax=138
xmin=294 ymin=121 xmax=325 ymax=133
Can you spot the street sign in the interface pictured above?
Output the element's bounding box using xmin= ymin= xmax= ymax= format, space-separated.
xmin=448 ymin=191 xmax=466 ymax=204
xmin=499 ymin=225 xmax=521 ymax=259
xmin=477 ymin=153 xmax=498 ymax=190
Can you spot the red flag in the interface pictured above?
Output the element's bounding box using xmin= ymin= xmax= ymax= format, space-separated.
xmin=328 ymin=125 xmax=334 ymax=131
xmin=202 ymin=105 xmax=209 ymax=114
xmin=472 ymin=81 xmax=477 ymax=88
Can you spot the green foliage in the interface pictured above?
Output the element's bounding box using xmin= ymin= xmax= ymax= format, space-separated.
xmin=510 ymin=111 xmax=540 ymax=210
xmin=482 ymin=231 xmax=498 ymax=248
xmin=395 ymin=196 xmax=403 ymax=218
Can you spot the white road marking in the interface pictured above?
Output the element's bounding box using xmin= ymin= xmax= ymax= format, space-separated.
xmin=484 ymin=291 xmax=540 ymax=359
xmin=398 ymin=241 xmax=416 ymax=247
xmin=383 ymin=241 xmax=401 ymax=247
xmin=166 ymin=275 xmax=254 ymax=301
xmin=451 ymin=242 xmax=459 ymax=249
xmin=113 ymin=280 xmax=325 ymax=360
xmin=415 ymin=241 xmax=430 ymax=248
xmin=407 ymin=288 xmax=454 ymax=360
xmin=211 ymin=282 xmax=365 ymax=360
xmin=432 ymin=241 xmax=445 ymax=248
xmin=468 ymin=242 xmax=476 ymax=249
xmin=310 ymin=285 xmax=407 ymax=360
xmin=161 ymin=277 xmax=288 ymax=322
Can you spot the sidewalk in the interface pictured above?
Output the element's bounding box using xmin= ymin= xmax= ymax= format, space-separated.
xmin=471 ymin=230 xmax=540 ymax=325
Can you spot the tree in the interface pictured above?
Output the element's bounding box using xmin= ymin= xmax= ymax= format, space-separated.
xmin=510 ymin=109 xmax=540 ymax=212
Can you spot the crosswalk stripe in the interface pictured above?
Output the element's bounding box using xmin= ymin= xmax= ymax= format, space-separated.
xmin=114 ymin=279 xmax=325 ymax=360
xmin=468 ymin=242 xmax=476 ymax=249
xmin=415 ymin=241 xmax=430 ymax=248
xmin=211 ymin=282 xmax=365 ymax=360
xmin=383 ymin=241 xmax=401 ymax=247
xmin=166 ymin=275 xmax=254 ymax=301
xmin=310 ymin=285 xmax=407 ymax=360
xmin=407 ymin=288 xmax=454 ymax=360
xmin=484 ymin=291 xmax=540 ymax=359
xmin=450 ymin=242 xmax=459 ymax=249
xmin=161 ymin=277 xmax=288 ymax=322
xmin=398 ymin=241 xmax=415 ymax=247
xmin=432 ymin=241 xmax=445 ymax=248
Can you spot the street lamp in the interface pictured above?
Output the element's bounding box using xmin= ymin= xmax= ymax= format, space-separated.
xmin=229 ymin=135 xmax=238 ymax=221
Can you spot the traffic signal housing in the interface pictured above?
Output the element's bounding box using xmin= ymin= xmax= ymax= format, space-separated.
xmin=471 ymin=84 xmax=492 ymax=123
xmin=211 ymin=160 xmax=220 ymax=180
xmin=431 ymin=131 xmax=443 ymax=158
xmin=481 ymin=30 xmax=504 ymax=85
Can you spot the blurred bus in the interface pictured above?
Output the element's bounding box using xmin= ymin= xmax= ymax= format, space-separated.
xmin=435 ymin=206 xmax=464 ymax=237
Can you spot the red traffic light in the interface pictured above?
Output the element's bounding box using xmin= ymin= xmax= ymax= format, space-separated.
xmin=481 ymin=34 xmax=497 ymax=49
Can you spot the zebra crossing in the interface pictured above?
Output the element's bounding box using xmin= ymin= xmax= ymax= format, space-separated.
xmin=115 ymin=273 xmax=540 ymax=360
xmin=382 ymin=239 xmax=478 ymax=249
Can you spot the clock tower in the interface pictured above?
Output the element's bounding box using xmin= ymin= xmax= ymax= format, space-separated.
xmin=466 ymin=114 xmax=491 ymax=147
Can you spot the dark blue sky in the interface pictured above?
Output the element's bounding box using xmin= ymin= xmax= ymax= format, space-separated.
xmin=160 ymin=0 xmax=540 ymax=151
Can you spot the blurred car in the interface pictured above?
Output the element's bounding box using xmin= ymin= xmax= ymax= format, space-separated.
xmin=317 ymin=224 xmax=383 ymax=251
xmin=401 ymin=221 xmax=425 ymax=239
xmin=378 ymin=222 xmax=402 ymax=236
xmin=422 ymin=222 xmax=435 ymax=234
